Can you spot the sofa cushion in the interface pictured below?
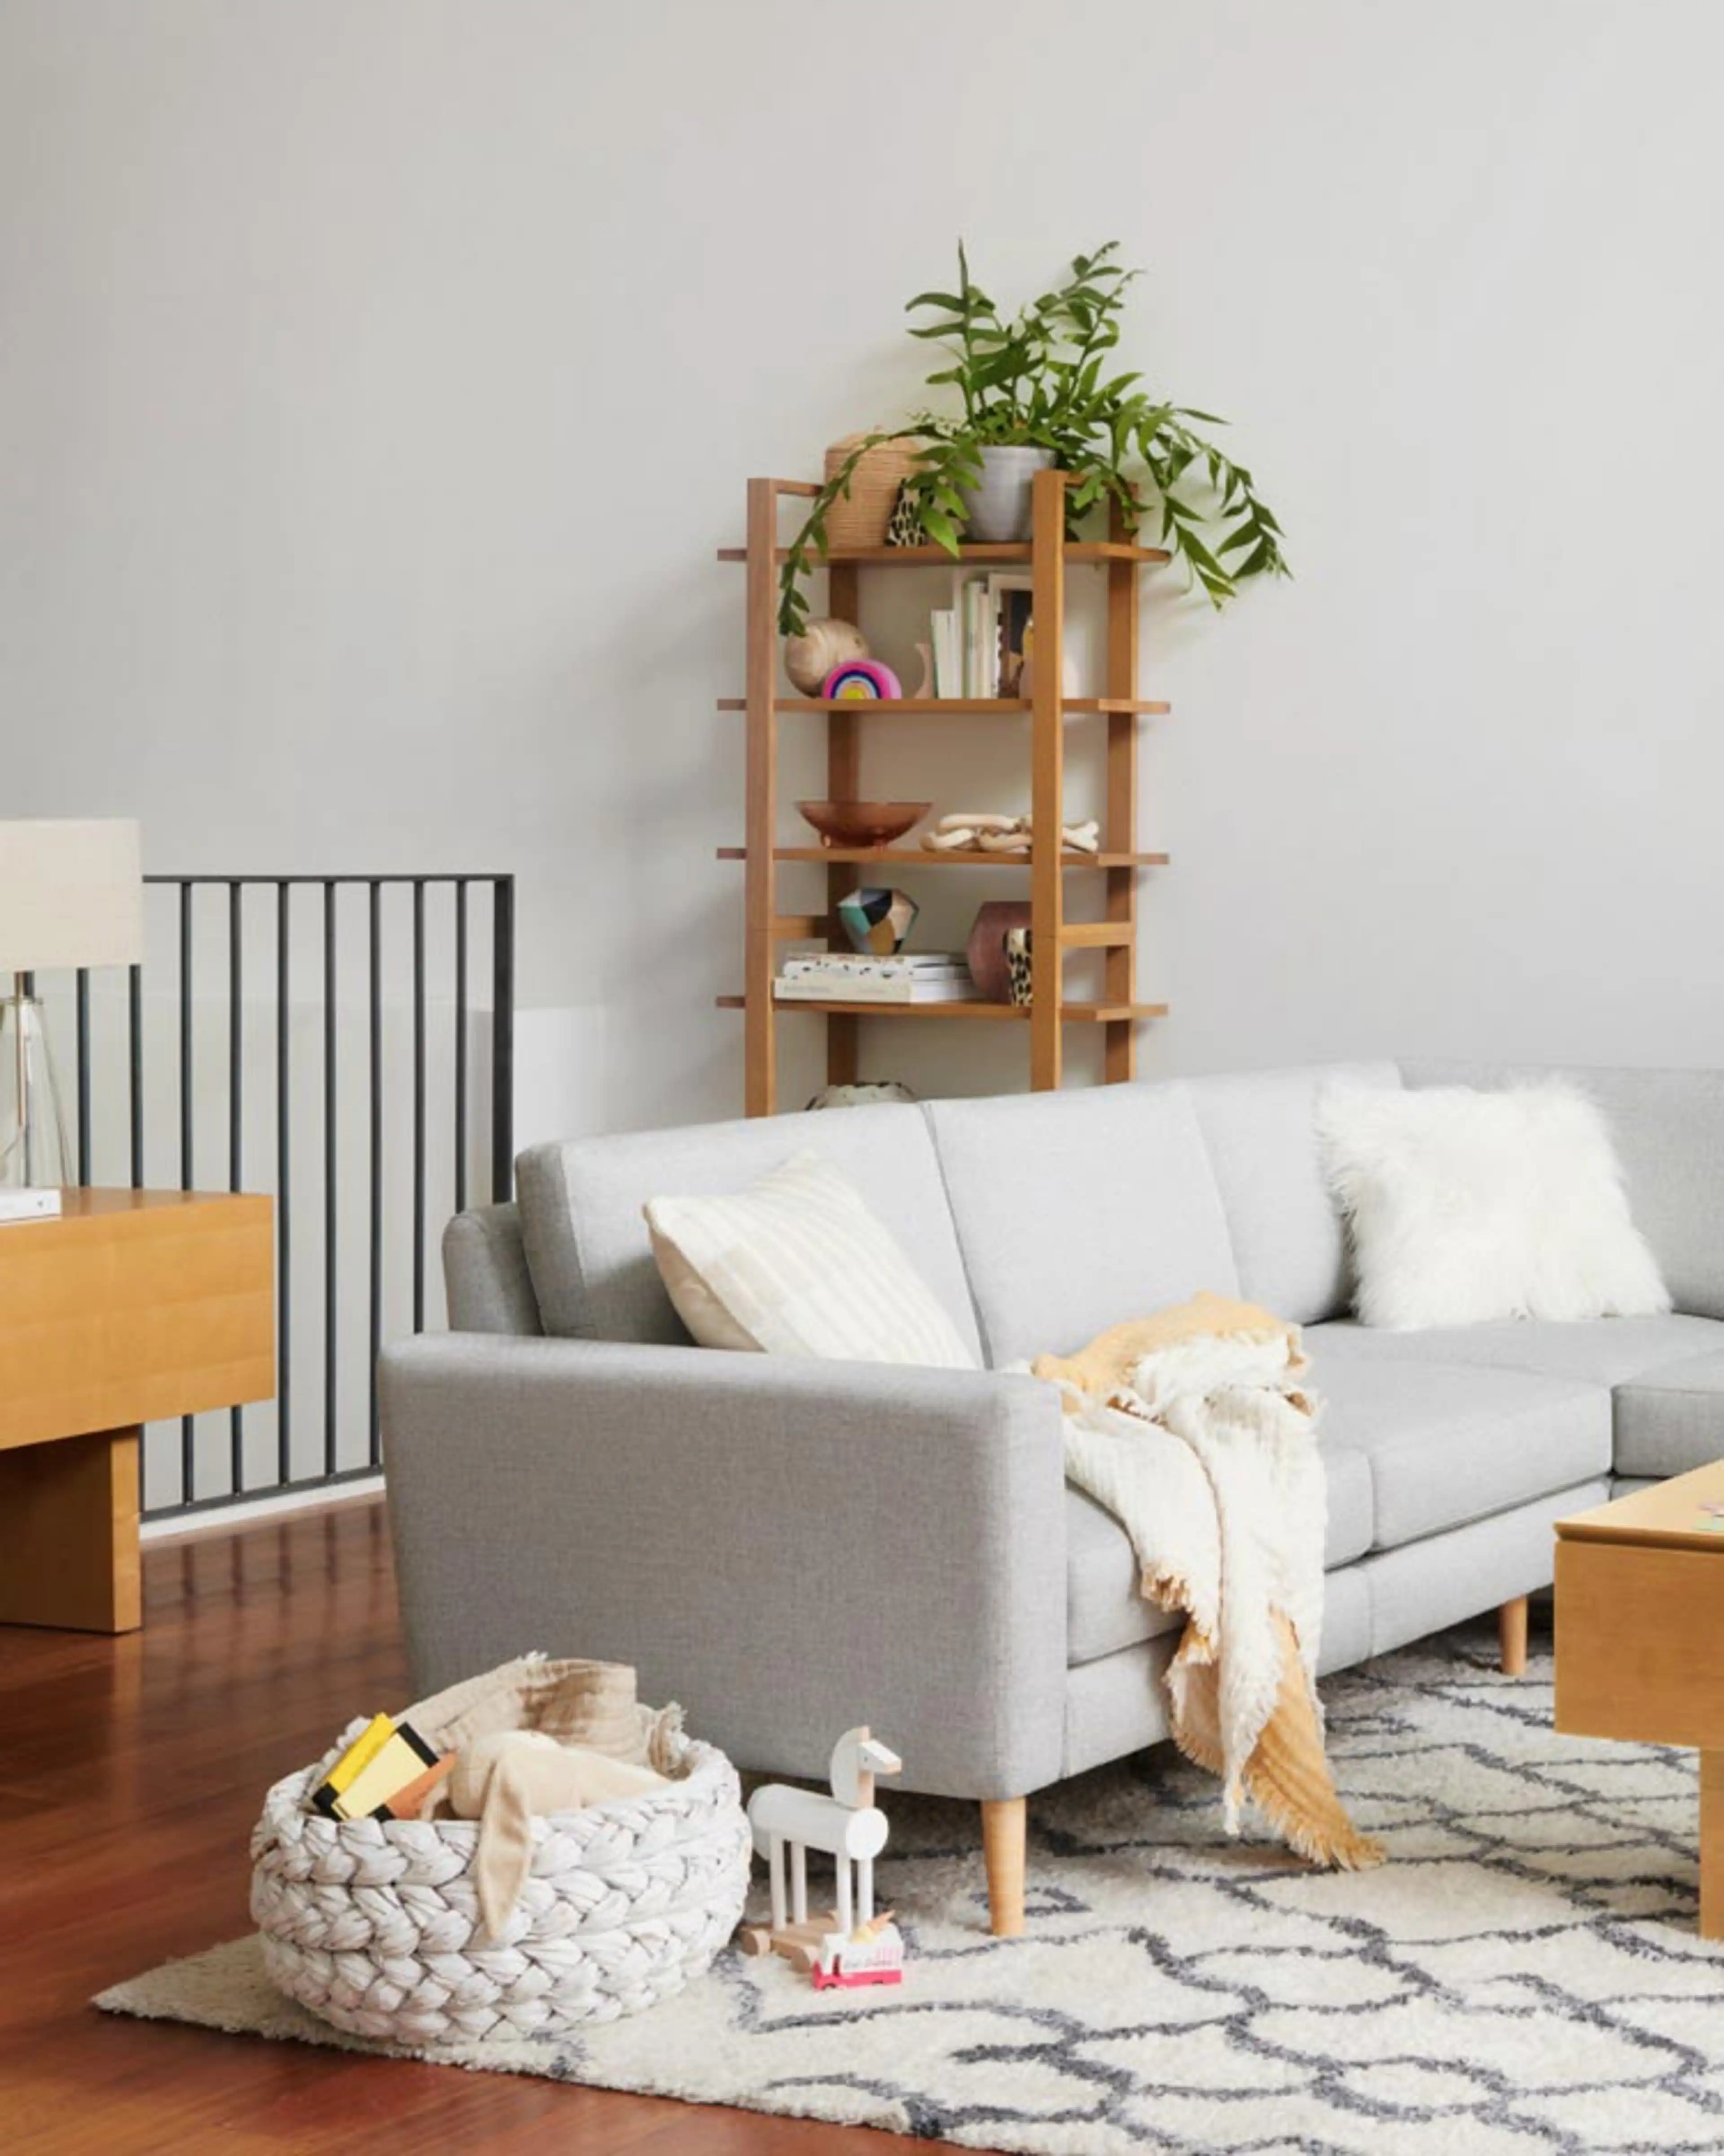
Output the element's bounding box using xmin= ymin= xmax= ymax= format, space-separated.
xmin=1318 ymin=1357 xmax=1611 ymax=1547
xmin=1064 ymin=1440 xmax=1374 ymax=1668
xmin=1362 ymin=1481 xmax=1609 ymax=1659
xmin=925 ymin=1083 xmax=1237 ymax=1367
xmin=1187 ymin=1062 xmax=1401 ymax=1326
xmin=516 ymin=1103 xmax=982 ymax=1354
xmin=643 ymin=1150 xmax=976 ymax=1368
xmin=1614 ymin=1349 xmax=1724 ymax=1478
xmin=1401 ymin=1063 xmax=1724 ymax=1320
xmin=1065 ymin=1488 xmax=1183 ymax=1666
xmin=1307 ymin=1313 xmax=1724 ymax=1389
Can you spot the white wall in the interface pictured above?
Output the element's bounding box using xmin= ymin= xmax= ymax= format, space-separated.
xmin=6 ymin=0 xmax=1724 ymax=1140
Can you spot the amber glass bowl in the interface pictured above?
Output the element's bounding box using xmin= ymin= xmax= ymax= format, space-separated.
xmin=795 ymin=800 xmax=931 ymax=849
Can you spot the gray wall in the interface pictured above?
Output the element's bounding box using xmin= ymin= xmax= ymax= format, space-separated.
xmin=5 ymin=0 xmax=1723 ymax=1133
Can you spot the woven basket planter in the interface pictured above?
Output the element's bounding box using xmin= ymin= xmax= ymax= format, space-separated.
xmin=250 ymin=1716 xmax=751 ymax=2043
xmin=822 ymin=434 xmax=923 ymax=549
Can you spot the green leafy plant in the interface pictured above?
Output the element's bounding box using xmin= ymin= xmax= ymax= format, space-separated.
xmin=778 ymin=242 xmax=1287 ymax=636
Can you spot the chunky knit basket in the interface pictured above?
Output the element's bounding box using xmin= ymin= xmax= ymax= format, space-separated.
xmin=250 ymin=1712 xmax=751 ymax=2043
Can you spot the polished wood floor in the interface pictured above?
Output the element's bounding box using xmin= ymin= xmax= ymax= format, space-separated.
xmin=0 ymin=1500 xmax=931 ymax=2155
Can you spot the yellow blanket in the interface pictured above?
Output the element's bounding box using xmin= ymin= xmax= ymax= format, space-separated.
xmin=1036 ymin=1292 xmax=1382 ymax=1872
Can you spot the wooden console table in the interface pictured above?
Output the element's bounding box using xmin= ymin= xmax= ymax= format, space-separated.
xmin=0 ymin=1189 xmax=274 ymax=1632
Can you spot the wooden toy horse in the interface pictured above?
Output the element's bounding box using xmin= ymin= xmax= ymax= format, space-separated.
xmin=737 ymin=1726 xmax=902 ymax=1972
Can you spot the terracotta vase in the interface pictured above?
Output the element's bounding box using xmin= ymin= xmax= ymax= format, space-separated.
xmin=967 ymin=900 xmax=1034 ymax=1005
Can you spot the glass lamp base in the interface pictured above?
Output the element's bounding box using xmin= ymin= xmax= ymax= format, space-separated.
xmin=0 ymin=990 xmax=70 ymax=1190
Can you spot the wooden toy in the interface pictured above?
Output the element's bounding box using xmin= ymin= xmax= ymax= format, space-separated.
xmin=737 ymin=1726 xmax=902 ymax=1975
xmin=813 ymin=1910 xmax=905 ymax=1991
xmin=821 ymin=659 xmax=902 ymax=700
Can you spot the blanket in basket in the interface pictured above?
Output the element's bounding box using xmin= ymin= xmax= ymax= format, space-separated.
xmin=1034 ymin=1291 xmax=1382 ymax=1871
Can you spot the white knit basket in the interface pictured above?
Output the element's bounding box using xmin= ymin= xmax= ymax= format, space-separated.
xmin=250 ymin=1715 xmax=751 ymax=2043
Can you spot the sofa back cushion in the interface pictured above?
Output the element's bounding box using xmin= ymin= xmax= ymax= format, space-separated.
xmin=515 ymin=1102 xmax=983 ymax=1356
xmin=924 ymin=1082 xmax=1237 ymax=1366
xmin=1401 ymin=1063 xmax=1724 ymax=1321
xmin=1187 ymin=1062 xmax=1402 ymax=1326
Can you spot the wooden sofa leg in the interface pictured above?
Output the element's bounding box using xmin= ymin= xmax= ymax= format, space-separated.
xmin=1499 ymin=1594 xmax=1529 ymax=1676
xmin=981 ymin=1797 xmax=1026 ymax=1937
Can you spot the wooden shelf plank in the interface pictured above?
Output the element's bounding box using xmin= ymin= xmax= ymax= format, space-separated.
xmin=716 ymin=540 xmax=1170 ymax=567
xmin=717 ymin=846 xmax=1170 ymax=869
xmin=715 ymin=697 xmax=1170 ymax=716
xmin=716 ymin=995 xmax=1168 ymax=1023
xmin=1059 ymin=922 xmax=1133 ymax=948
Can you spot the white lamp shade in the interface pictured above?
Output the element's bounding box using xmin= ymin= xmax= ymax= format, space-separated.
xmin=0 ymin=820 xmax=144 ymax=973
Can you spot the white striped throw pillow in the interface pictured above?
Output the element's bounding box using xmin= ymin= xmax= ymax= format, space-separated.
xmin=644 ymin=1149 xmax=977 ymax=1368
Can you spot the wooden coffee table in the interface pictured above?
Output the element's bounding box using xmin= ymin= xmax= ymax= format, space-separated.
xmin=1556 ymin=1462 xmax=1724 ymax=1938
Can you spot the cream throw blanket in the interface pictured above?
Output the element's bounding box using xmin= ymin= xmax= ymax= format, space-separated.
xmin=1034 ymin=1291 xmax=1382 ymax=1871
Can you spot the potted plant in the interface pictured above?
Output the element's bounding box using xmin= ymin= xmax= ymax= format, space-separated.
xmin=778 ymin=243 xmax=1287 ymax=636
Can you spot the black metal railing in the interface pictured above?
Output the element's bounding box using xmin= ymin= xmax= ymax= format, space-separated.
xmin=34 ymin=873 xmax=515 ymax=1519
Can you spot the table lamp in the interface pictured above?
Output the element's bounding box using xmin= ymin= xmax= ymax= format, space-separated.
xmin=0 ymin=820 xmax=144 ymax=1191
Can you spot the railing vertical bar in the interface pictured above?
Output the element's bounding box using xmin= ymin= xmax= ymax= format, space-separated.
xmin=126 ymin=954 xmax=143 ymax=1501
xmin=368 ymin=881 xmax=383 ymax=1467
xmin=491 ymin=876 xmax=515 ymax=1201
xmin=128 ymin=962 xmax=143 ymax=1190
xmin=228 ymin=881 xmax=243 ymax=1493
xmin=277 ymin=881 xmax=292 ymax=1488
xmin=323 ymin=881 xmax=337 ymax=1479
xmin=74 ymin=969 xmax=91 ymax=1186
xmin=179 ymin=883 xmax=194 ymax=1503
xmin=412 ymin=880 xmax=426 ymax=1333
xmin=454 ymin=881 xmax=468 ymax=1214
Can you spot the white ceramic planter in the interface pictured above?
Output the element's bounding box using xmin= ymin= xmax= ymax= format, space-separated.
xmin=957 ymin=445 xmax=1056 ymax=543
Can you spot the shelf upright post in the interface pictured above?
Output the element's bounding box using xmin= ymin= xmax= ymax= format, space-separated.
xmin=1029 ymin=466 xmax=1067 ymax=1089
xmin=825 ymin=560 xmax=862 ymax=1090
xmin=744 ymin=479 xmax=779 ymax=1115
xmin=1104 ymin=495 xmax=1141 ymax=1082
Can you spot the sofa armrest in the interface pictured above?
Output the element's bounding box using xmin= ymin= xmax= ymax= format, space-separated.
xmin=380 ymin=1335 xmax=1069 ymax=1800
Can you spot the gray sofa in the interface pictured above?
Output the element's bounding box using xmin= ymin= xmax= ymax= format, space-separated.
xmin=380 ymin=1060 xmax=1724 ymax=1936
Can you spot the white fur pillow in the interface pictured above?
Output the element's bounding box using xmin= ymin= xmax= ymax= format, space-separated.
xmin=1318 ymin=1081 xmax=1670 ymax=1330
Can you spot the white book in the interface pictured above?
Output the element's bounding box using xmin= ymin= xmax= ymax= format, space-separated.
xmin=929 ymin=609 xmax=959 ymax=697
xmin=783 ymin=952 xmax=967 ymax=977
xmin=0 ymin=1187 xmax=61 ymax=1224
xmin=962 ymin=579 xmax=985 ymax=698
xmin=777 ymin=976 xmax=981 ymax=1004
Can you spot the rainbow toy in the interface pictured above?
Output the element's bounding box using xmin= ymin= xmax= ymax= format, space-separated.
xmin=821 ymin=659 xmax=902 ymax=701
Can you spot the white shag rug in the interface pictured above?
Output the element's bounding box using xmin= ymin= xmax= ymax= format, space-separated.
xmin=97 ymin=1621 xmax=1724 ymax=2156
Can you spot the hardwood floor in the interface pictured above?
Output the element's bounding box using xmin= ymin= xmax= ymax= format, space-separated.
xmin=0 ymin=1500 xmax=932 ymax=2155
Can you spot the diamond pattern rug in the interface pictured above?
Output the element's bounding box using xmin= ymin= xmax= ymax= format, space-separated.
xmin=97 ymin=1617 xmax=1724 ymax=2154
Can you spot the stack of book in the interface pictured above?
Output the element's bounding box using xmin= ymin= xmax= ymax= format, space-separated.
xmin=310 ymin=1712 xmax=454 ymax=1822
xmin=928 ymin=573 xmax=1032 ymax=698
xmin=777 ymin=953 xmax=980 ymax=1004
xmin=929 ymin=580 xmax=995 ymax=697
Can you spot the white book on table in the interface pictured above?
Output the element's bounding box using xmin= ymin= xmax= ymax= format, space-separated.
xmin=0 ymin=1187 xmax=61 ymax=1224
